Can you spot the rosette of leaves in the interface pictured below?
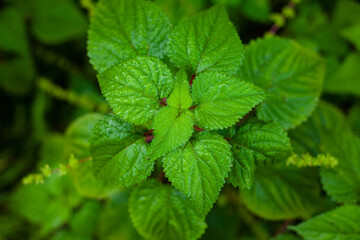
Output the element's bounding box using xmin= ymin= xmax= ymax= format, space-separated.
xmin=86 ymin=0 xmax=324 ymax=239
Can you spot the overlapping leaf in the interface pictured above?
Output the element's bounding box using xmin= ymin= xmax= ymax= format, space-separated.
xmin=163 ymin=132 xmax=233 ymax=216
xmin=287 ymin=101 xmax=360 ymax=203
xmin=65 ymin=113 xmax=117 ymax=198
xmin=288 ymin=101 xmax=349 ymax=155
xmin=320 ymin=131 xmax=360 ymax=204
xmin=228 ymin=119 xmax=292 ymax=189
xmin=149 ymin=107 xmax=194 ymax=160
xmin=98 ymin=56 xmax=173 ymax=125
xmin=238 ymin=37 xmax=325 ymax=129
xmin=88 ymin=0 xmax=171 ymax=73
xmin=291 ymin=205 xmax=360 ymax=240
xmin=323 ymin=53 xmax=360 ymax=96
xmin=167 ymin=70 xmax=192 ymax=110
xmin=167 ymin=5 xmax=243 ymax=74
xmin=192 ymin=72 xmax=266 ymax=130
xmin=129 ymin=180 xmax=206 ymax=240
xmin=90 ymin=114 xmax=153 ymax=186
xmin=241 ymin=166 xmax=325 ymax=220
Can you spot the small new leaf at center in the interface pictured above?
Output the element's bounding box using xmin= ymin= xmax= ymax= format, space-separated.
xmin=149 ymin=107 xmax=194 ymax=160
xmin=167 ymin=70 xmax=193 ymax=110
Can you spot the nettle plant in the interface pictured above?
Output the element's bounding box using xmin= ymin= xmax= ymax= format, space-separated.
xmin=83 ymin=0 xmax=360 ymax=239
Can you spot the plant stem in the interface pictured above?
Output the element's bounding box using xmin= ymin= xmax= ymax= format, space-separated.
xmin=267 ymin=0 xmax=298 ymax=35
xmin=193 ymin=126 xmax=204 ymax=132
xmin=37 ymin=77 xmax=109 ymax=113
xmin=189 ymin=74 xmax=196 ymax=87
xmin=273 ymin=219 xmax=294 ymax=237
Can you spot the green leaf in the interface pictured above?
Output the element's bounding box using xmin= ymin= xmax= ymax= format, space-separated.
xmin=70 ymin=201 xmax=101 ymax=236
xmin=240 ymin=0 xmax=271 ymax=23
xmin=129 ymin=180 xmax=207 ymax=240
xmin=228 ymin=119 xmax=292 ymax=189
xmin=238 ymin=37 xmax=325 ymax=129
xmin=11 ymin=175 xmax=81 ymax=236
xmin=333 ymin=0 xmax=360 ymax=29
xmin=150 ymin=107 xmax=194 ymax=160
xmin=163 ymin=132 xmax=233 ymax=216
xmin=71 ymin=160 xmax=117 ymax=199
xmin=272 ymin=233 xmax=301 ymax=240
xmin=65 ymin=113 xmax=118 ymax=198
xmin=88 ymin=0 xmax=171 ymax=73
xmin=0 ymin=7 xmax=34 ymax=95
xmin=39 ymin=134 xmax=67 ymax=168
xmin=65 ymin=113 xmax=104 ymax=159
xmin=342 ymin=24 xmax=360 ymax=50
xmin=154 ymin=0 xmax=205 ymax=24
xmin=192 ymin=72 xmax=266 ymax=130
xmin=98 ymin=191 xmax=142 ymax=240
xmin=31 ymin=0 xmax=87 ymax=44
xmin=320 ymin=131 xmax=360 ymax=204
xmin=167 ymin=70 xmax=193 ymax=110
xmin=348 ymin=104 xmax=360 ymax=137
xmin=288 ymin=101 xmax=349 ymax=155
xmin=288 ymin=101 xmax=360 ymax=203
xmin=91 ymin=114 xmax=154 ymax=186
xmin=323 ymin=53 xmax=360 ymax=96
xmin=291 ymin=205 xmax=360 ymax=240
xmin=167 ymin=5 xmax=244 ymax=74
xmin=241 ymin=166 xmax=325 ymax=220
xmin=98 ymin=56 xmax=174 ymax=125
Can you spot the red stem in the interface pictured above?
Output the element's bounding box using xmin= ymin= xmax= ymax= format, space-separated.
xmin=160 ymin=98 xmax=167 ymax=107
xmin=145 ymin=135 xmax=154 ymax=143
xmin=144 ymin=129 xmax=154 ymax=137
xmin=157 ymin=170 xmax=166 ymax=183
xmin=267 ymin=0 xmax=296 ymax=35
xmin=189 ymin=74 xmax=196 ymax=87
xmin=193 ymin=126 xmax=204 ymax=132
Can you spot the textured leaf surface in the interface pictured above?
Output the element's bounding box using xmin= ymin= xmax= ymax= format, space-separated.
xmin=98 ymin=56 xmax=173 ymax=125
xmin=238 ymin=37 xmax=325 ymax=129
xmin=241 ymin=166 xmax=324 ymax=220
xmin=167 ymin=5 xmax=243 ymax=74
xmin=129 ymin=180 xmax=206 ymax=240
xmin=167 ymin=70 xmax=193 ymax=109
xmin=150 ymin=107 xmax=194 ymax=160
xmin=192 ymin=72 xmax=266 ymax=130
xmin=91 ymin=115 xmax=154 ymax=186
xmin=320 ymin=131 xmax=360 ymax=204
xmin=228 ymin=119 xmax=292 ymax=189
xmin=163 ymin=132 xmax=233 ymax=216
xmin=88 ymin=0 xmax=171 ymax=73
xmin=291 ymin=205 xmax=360 ymax=240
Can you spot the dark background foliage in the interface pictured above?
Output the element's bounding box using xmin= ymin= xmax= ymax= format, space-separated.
xmin=0 ymin=0 xmax=359 ymax=239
